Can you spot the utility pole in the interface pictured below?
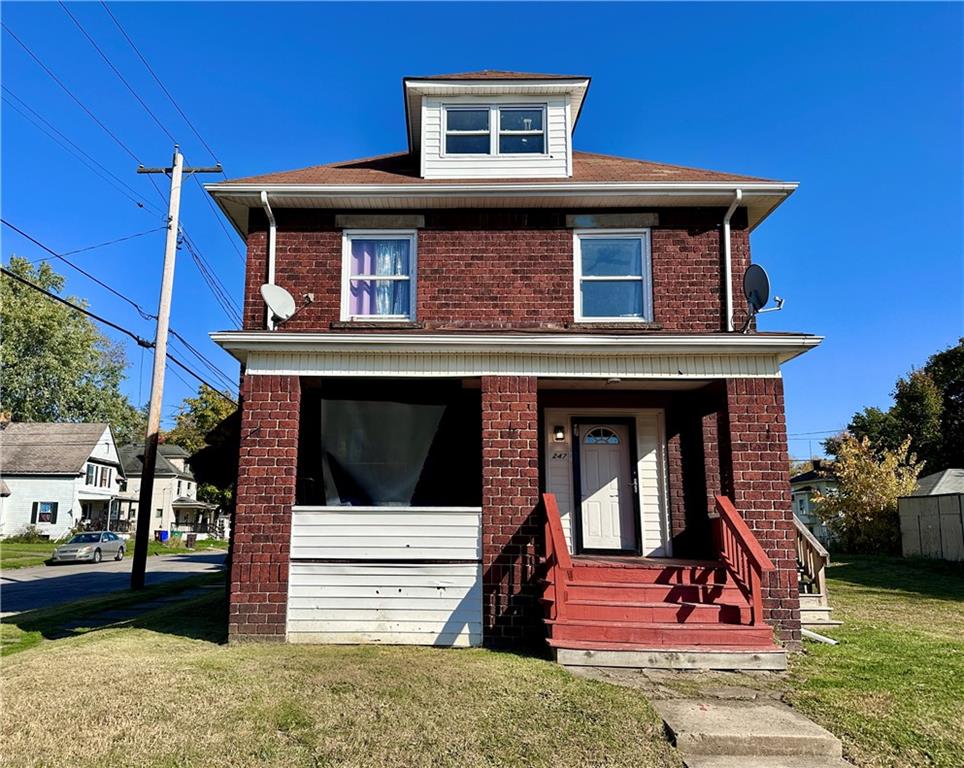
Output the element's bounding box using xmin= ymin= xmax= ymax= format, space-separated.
xmin=131 ymin=145 xmax=221 ymax=590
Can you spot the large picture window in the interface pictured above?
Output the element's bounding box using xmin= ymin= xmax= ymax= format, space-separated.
xmin=574 ymin=229 xmax=653 ymax=322
xmin=297 ymin=380 xmax=481 ymax=507
xmin=341 ymin=231 xmax=416 ymax=321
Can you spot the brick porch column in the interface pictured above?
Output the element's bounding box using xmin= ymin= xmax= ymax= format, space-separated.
xmin=480 ymin=376 xmax=541 ymax=648
xmin=229 ymin=373 xmax=300 ymax=642
xmin=721 ymin=377 xmax=801 ymax=648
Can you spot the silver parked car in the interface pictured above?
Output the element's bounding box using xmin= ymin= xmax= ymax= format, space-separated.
xmin=51 ymin=531 xmax=125 ymax=564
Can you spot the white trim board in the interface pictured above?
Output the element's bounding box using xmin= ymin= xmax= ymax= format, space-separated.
xmin=212 ymin=332 xmax=821 ymax=379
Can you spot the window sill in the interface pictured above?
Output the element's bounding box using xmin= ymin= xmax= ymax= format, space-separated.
xmin=330 ymin=321 xmax=424 ymax=331
xmin=566 ymin=321 xmax=663 ymax=331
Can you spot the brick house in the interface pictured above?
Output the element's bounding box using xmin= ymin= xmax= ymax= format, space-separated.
xmin=208 ymin=70 xmax=820 ymax=669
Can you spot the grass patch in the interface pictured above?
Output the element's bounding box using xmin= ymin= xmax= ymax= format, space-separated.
xmin=0 ymin=572 xmax=224 ymax=657
xmin=0 ymin=542 xmax=57 ymax=569
xmin=788 ymin=554 xmax=964 ymax=768
xmin=0 ymin=594 xmax=681 ymax=768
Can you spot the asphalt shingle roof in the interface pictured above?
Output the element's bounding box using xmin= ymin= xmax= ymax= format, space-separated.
xmin=225 ymin=150 xmax=772 ymax=187
xmin=0 ymin=423 xmax=111 ymax=475
xmin=912 ymin=469 xmax=964 ymax=496
xmin=118 ymin=444 xmax=195 ymax=480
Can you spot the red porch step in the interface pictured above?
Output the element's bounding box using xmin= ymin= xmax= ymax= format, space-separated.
xmin=566 ymin=561 xmax=731 ymax=585
xmin=558 ymin=598 xmax=752 ymax=624
xmin=551 ymin=580 xmax=747 ymax=604
xmin=546 ymin=618 xmax=775 ymax=648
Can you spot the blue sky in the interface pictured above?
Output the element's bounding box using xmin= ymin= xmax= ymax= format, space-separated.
xmin=2 ymin=2 xmax=961 ymax=448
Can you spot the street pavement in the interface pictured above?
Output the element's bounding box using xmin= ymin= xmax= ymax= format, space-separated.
xmin=0 ymin=550 xmax=227 ymax=615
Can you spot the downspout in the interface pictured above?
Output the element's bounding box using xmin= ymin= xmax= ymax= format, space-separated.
xmin=722 ymin=189 xmax=743 ymax=332
xmin=260 ymin=190 xmax=277 ymax=330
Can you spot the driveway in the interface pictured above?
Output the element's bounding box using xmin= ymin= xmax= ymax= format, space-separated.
xmin=0 ymin=551 xmax=227 ymax=615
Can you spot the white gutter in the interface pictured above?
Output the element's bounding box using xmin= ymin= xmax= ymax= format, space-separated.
xmin=209 ymin=181 xmax=796 ymax=197
xmin=722 ymin=189 xmax=743 ymax=332
xmin=260 ymin=191 xmax=277 ymax=330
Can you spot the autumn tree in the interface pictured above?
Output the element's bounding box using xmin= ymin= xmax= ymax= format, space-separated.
xmin=814 ymin=434 xmax=924 ymax=553
xmin=0 ymin=256 xmax=144 ymax=442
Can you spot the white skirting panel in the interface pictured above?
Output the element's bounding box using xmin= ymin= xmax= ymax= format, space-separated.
xmin=287 ymin=507 xmax=483 ymax=647
xmin=287 ymin=563 xmax=482 ymax=647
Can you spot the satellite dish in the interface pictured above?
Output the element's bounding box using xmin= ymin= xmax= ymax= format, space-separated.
xmin=260 ymin=283 xmax=297 ymax=322
xmin=743 ymin=264 xmax=771 ymax=313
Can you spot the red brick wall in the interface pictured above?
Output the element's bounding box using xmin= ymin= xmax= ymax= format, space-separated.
xmin=480 ymin=376 xmax=542 ymax=647
xmin=229 ymin=374 xmax=300 ymax=642
xmin=720 ymin=377 xmax=800 ymax=647
xmin=242 ymin=209 xmax=749 ymax=333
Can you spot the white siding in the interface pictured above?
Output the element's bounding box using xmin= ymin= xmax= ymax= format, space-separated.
xmin=543 ymin=409 xmax=671 ymax=557
xmin=287 ymin=507 xmax=482 ymax=647
xmin=290 ymin=507 xmax=481 ymax=560
xmin=0 ymin=476 xmax=81 ymax=539
xmin=422 ymin=95 xmax=570 ymax=180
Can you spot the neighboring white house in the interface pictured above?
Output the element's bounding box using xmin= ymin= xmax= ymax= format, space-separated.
xmin=117 ymin=443 xmax=222 ymax=538
xmin=0 ymin=422 xmax=124 ymax=539
xmin=790 ymin=459 xmax=837 ymax=545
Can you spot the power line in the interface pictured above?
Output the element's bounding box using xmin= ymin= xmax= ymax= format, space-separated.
xmin=3 ymin=220 xmax=238 ymax=389
xmin=2 ymin=218 xmax=157 ymax=320
xmin=2 ymin=265 xmax=151 ymax=347
xmin=1 ymin=87 xmax=162 ymax=215
xmin=169 ymin=330 xmax=238 ymax=394
xmin=95 ymin=3 xmax=245 ymax=267
xmin=193 ymin=175 xmax=245 ymax=264
xmin=1 ymin=266 xmax=237 ymax=406
xmin=180 ymin=232 xmax=242 ymax=325
xmin=99 ymin=0 xmax=223 ymax=168
xmin=29 ymin=226 xmax=166 ymax=263
xmin=2 ymin=21 xmax=143 ymax=165
xmin=58 ymin=1 xmax=176 ymax=144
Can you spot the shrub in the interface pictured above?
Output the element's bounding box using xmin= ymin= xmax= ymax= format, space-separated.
xmin=4 ymin=525 xmax=51 ymax=543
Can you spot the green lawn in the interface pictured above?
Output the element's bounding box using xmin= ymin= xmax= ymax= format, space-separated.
xmin=0 ymin=592 xmax=681 ymax=768
xmin=0 ymin=537 xmax=227 ymax=570
xmin=788 ymin=555 xmax=964 ymax=768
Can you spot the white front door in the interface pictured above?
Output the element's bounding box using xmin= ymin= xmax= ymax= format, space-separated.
xmin=577 ymin=423 xmax=637 ymax=552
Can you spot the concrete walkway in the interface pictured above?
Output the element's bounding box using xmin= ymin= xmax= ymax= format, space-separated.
xmin=568 ymin=667 xmax=854 ymax=768
xmin=0 ymin=550 xmax=226 ymax=615
xmin=654 ymin=699 xmax=853 ymax=767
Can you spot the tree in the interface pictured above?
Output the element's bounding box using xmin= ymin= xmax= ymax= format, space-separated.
xmin=826 ymin=339 xmax=963 ymax=473
xmin=813 ymin=434 xmax=924 ymax=554
xmin=165 ymin=384 xmax=237 ymax=454
xmin=0 ymin=256 xmax=144 ymax=442
xmin=165 ymin=384 xmax=238 ymax=507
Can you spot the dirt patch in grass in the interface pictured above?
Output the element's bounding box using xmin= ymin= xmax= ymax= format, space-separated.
xmin=1 ymin=595 xmax=680 ymax=768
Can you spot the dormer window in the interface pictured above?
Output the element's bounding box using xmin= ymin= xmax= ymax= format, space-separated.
xmin=442 ymin=105 xmax=547 ymax=156
xmin=498 ymin=107 xmax=544 ymax=154
xmin=445 ymin=108 xmax=490 ymax=154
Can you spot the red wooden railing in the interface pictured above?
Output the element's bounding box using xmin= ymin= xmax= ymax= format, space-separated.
xmin=713 ymin=495 xmax=776 ymax=626
xmin=543 ymin=493 xmax=571 ymax=620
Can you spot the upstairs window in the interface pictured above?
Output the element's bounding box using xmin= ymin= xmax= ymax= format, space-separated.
xmin=499 ymin=107 xmax=544 ymax=154
xmin=574 ymin=230 xmax=653 ymax=322
xmin=86 ymin=464 xmax=96 ymax=485
xmin=341 ymin=231 xmax=417 ymax=321
xmin=442 ymin=104 xmax=547 ymax=156
xmin=445 ymin=108 xmax=490 ymax=155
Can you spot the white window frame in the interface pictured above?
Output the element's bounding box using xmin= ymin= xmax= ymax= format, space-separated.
xmin=443 ymin=106 xmax=492 ymax=156
xmin=573 ymin=229 xmax=653 ymax=323
xmin=441 ymin=104 xmax=548 ymax=158
xmin=497 ymin=105 xmax=547 ymax=156
xmin=340 ymin=230 xmax=417 ymax=323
